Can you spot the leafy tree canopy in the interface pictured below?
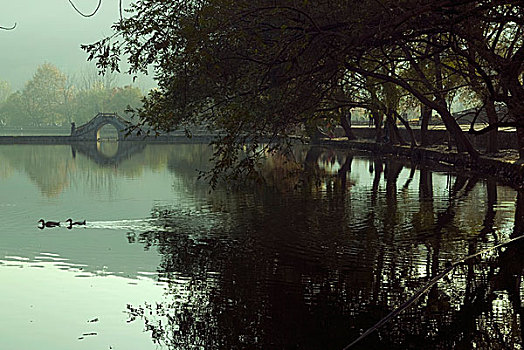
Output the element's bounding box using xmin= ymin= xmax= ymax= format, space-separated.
xmin=0 ymin=63 xmax=144 ymax=127
xmin=83 ymin=0 xmax=524 ymax=184
xmin=0 ymin=80 xmax=11 ymax=104
xmin=22 ymin=63 xmax=69 ymax=126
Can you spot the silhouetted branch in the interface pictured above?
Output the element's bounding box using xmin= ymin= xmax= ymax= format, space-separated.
xmin=468 ymin=121 xmax=522 ymax=135
xmin=68 ymin=0 xmax=102 ymax=17
xmin=466 ymin=101 xmax=486 ymax=127
xmin=392 ymin=109 xmax=418 ymax=147
xmin=119 ymin=0 xmax=123 ymax=22
xmin=0 ymin=22 xmax=17 ymax=30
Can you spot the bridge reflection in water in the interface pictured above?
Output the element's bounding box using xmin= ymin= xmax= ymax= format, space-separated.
xmin=71 ymin=141 xmax=146 ymax=166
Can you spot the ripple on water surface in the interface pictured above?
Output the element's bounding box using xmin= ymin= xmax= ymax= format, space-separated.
xmin=0 ymin=144 xmax=522 ymax=349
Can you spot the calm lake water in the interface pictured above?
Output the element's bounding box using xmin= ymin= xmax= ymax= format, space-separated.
xmin=0 ymin=142 xmax=523 ymax=349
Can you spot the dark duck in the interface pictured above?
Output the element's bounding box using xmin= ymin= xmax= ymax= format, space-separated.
xmin=38 ymin=219 xmax=60 ymax=229
xmin=66 ymin=218 xmax=86 ymax=229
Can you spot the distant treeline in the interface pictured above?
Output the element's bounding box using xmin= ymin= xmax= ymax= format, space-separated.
xmin=0 ymin=63 xmax=143 ymax=127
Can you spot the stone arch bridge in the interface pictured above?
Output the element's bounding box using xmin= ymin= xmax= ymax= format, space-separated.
xmin=70 ymin=113 xmax=133 ymax=141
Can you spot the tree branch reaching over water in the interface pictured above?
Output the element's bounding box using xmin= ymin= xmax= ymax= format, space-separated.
xmin=468 ymin=121 xmax=523 ymax=135
xmin=3 ymin=0 xmax=112 ymax=30
xmin=68 ymin=0 xmax=102 ymax=17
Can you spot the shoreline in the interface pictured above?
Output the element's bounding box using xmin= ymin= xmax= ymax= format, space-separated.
xmin=0 ymin=134 xmax=217 ymax=144
xmin=319 ymin=137 xmax=524 ymax=189
xmin=0 ymin=133 xmax=522 ymax=188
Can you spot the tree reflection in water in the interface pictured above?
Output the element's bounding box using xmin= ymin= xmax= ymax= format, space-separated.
xmin=126 ymin=147 xmax=524 ymax=349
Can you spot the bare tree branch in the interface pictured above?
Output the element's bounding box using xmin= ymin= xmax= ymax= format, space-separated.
xmin=68 ymin=0 xmax=102 ymax=18
xmin=2 ymin=0 xmax=108 ymax=31
xmin=468 ymin=121 xmax=522 ymax=135
xmin=0 ymin=22 xmax=17 ymax=30
xmin=119 ymin=0 xmax=123 ymax=22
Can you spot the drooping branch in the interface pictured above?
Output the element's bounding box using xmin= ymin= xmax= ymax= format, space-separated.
xmin=466 ymin=101 xmax=486 ymax=127
xmin=68 ymin=0 xmax=102 ymax=18
xmin=119 ymin=0 xmax=123 ymax=22
xmin=0 ymin=22 xmax=17 ymax=30
xmin=2 ymin=0 xmax=106 ymax=31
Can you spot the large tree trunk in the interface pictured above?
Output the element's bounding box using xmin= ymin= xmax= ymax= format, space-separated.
xmin=340 ymin=111 xmax=356 ymax=140
xmin=394 ymin=110 xmax=417 ymax=147
xmin=420 ymin=104 xmax=432 ymax=146
xmin=433 ymin=47 xmax=478 ymax=158
xmin=507 ymin=93 xmax=524 ymax=161
xmin=387 ymin=113 xmax=406 ymax=145
xmin=500 ymin=57 xmax=524 ymax=160
xmin=371 ymin=107 xmax=383 ymax=142
xmin=517 ymin=126 xmax=524 ymax=162
xmin=438 ymin=106 xmax=479 ymax=159
xmin=384 ymin=112 xmax=400 ymax=144
xmin=485 ymin=96 xmax=498 ymax=154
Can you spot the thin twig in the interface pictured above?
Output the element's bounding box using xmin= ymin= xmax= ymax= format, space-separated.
xmin=119 ymin=0 xmax=123 ymax=22
xmin=68 ymin=0 xmax=102 ymax=17
xmin=0 ymin=22 xmax=17 ymax=30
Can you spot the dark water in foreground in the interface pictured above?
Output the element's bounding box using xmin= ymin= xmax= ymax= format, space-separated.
xmin=0 ymin=143 xmax=522 ymax=349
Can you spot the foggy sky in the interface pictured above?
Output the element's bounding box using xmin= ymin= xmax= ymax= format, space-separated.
xmin=0 ymin=0 xmax=153 ymax=90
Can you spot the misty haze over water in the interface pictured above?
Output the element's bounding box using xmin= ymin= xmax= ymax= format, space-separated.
xmin=0 ymin=0 xmax=154 ymax=91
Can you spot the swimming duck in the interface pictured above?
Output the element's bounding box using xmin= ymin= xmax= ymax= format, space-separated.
xmin=37 ymin=219 xmax=60 ymax=229
xmin=65 ymin=218 xmax=86 ymax=229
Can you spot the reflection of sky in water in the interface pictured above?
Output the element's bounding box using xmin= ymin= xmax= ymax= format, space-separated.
xmin=0 ymin=144 xmax=206 ymax=349
xmin=0 ymin=256 xmax=166 ymax=349
xmin=0 ymin=144 xmax=522 ymax=349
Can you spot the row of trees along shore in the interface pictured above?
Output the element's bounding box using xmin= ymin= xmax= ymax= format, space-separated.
xmin=81 ymin=0 xmax=523 ymax=185
xmin=0 ymin=63 xmax=143 ymax=127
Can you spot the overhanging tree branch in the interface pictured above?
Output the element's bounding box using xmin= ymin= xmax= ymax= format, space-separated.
xmin=0 ymin=22 xmax=17 ymax=30
xmin=468 ymin=121 xmax=522 ymax=135
xmin=68 ymin=0 xmax=102 ymax=17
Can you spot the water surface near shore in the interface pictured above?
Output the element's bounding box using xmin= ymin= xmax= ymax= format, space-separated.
xmin=0 ymin=143 xmax=522 ymax=349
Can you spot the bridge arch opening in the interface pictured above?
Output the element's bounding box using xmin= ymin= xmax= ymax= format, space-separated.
xmin=96 ymin=123 xmax=120 ymax=141
xmin=71 ymin=113 xmax=131 ymax=141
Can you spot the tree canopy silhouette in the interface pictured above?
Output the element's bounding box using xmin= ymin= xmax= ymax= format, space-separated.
xmin=82 ymin=0 xmax=524 ymax=184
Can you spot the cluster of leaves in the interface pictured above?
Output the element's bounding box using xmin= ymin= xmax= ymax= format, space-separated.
xmin=0 ymin=63 xmax=143 ymax=127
